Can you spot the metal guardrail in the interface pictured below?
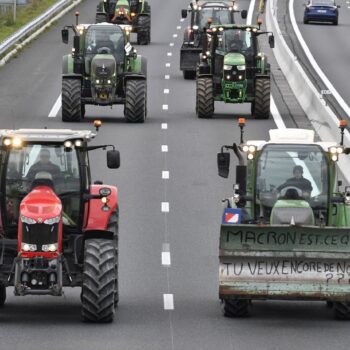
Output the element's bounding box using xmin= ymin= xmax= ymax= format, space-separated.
xmin=0 ymin=0 xmax=72 ymax=57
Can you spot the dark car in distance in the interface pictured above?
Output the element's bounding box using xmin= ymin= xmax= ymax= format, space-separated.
xmin=304 ymin=0 xmax=340 ymax=25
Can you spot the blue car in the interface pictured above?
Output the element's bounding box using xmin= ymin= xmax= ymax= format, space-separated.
xmin=304 ymin=0 xmax=340 ymax=25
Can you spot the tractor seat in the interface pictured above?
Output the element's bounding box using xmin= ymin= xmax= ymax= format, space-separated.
xmin=270 ymin=199 xmax=315 ymax=225
xmin=31 ymin=172 xmax=55 ymax=191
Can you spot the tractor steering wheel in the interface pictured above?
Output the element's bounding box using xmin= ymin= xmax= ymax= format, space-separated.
xmin=278 ymin=186 xmax=303 ymax=198
xmin=97 ymin=47 xmax=112 ymax=54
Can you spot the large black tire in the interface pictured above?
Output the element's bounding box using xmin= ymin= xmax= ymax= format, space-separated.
xmin=107 ymin=211 xmax=119 ymax=307
xmin=183 ymin=70 xmax=196 ymax=80
xmin=0 ymin=283 xmax=6 ymax=307
xmin=252 ymin=79 xmax=270 ymax=119
xmin=143 ymin=2 xmax=151 ymax=14
xmin=96 ymin=13 xmax=107 ymax=23
xmin=334 ymin=302 xmax=350 ymax=320
xmin=62 ymin=79 xmax=82 ymax=122
xmin=196 ymin=77 xmax=214 ymax=118
xmin=124 ymin=80 xmax=147 ymax=123
xmin=222 ymin=299 xmax=251 ymax=318
xmin=137 ymin=16 xmax=151 ymax=45
xmin=81 ymin=239 xmax=116 ymax=323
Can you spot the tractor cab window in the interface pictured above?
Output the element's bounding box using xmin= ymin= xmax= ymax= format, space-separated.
xmin=5 ymin=144 xmax=81 ymax=227
xmin=196 ymin=8 xmax=232 ymax=28
xmin=85 ymin=26 xmax=125 ymax=62
xmin=255 ymin=144 xmax=329 ymax=222
xmin=222 ymin=29 xmax=252 ymax=54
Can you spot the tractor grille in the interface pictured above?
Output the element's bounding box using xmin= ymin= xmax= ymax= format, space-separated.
xmin=22 ymin=223 xmax=58 ymax=249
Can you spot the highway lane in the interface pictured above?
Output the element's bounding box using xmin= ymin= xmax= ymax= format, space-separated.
xmin=293 ymin=0 xmax=350 ymax=106
xmin=1 ymin=0 xmax=349 ymax=349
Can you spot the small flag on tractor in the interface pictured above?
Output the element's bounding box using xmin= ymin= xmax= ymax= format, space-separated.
xmin=222 ymin=208 xmax=242 ymax=224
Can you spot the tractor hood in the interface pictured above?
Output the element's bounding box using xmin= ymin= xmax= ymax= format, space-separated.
xmin=91 ymin=54 xmax=116 ymax=82
xmin=224 ymin=53 xmax=245 ymax=66
xmin=20 ymin=186 xmax=62 ymax=222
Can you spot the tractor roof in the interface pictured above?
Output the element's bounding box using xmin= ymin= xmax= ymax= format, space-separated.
xmin=246 ymin=129 xmax=337 ymax=151
xmin=210 ymin=24 xmax=259 ymax=30
xmin=0 ymin=129 xmax=96 ymax=143
xmin=191 ymin=1 xmax=235 ymax=8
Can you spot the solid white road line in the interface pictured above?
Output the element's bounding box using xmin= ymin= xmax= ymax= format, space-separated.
xmin=161 ymin=145 xmax=168 ymax=152
xmin=161 ymin=123 xmax=168 ymax=129
xmin=163 ymin=294 xmax=174 ymax=310
xmin=48 ymin=94 xmax=61 ymax=118
xmin=162 ymin=171 xmax=170 ymax=179
xmin=289 ymin=0 xmax=350 ymax=116
xmin=270 ymin=96 xmax=286 ymax=129
xmin=162 ymin=252 xmax=171 ymax=266
xmin=247 ymin=0 xmax=256 ymax=25
xmin=161 ymin=202 xmax=170 ymax=212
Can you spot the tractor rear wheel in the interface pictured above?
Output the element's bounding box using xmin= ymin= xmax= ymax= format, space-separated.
xmin=81 ymin=239 xmax=116 ymax=323
xmin=183 ymin=70 xmax=196 ymax=80
xmin=137 ymin=16 xmax=151 ymax=45
xmin=222 ymin=299 xmax=251 ymax=318
xmin=62 ymin=79 xmax=82 ymax=122
xmin=196 ymin=77 xmax=214 ymax=118
xmin=253 ymin=78 xmax=270 ymax=119
xmin=108 ymin=211 xmax=119 ymax=307
xmin=96 ymin=13 xmax=107 ymax=23
xmin=0 ymin=283 xmax=6 ymax=307
xmin=124 ymin=80 xmax=147 ymax=123
xmin=334 ymin=302 xmax=350 ymax=320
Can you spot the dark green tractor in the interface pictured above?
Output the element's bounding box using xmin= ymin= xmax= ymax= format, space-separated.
xmin=196 ymin=23 xmax=274 ymax=119
xmin=61 ymin=15 xmax=147 ymax=123
xmin=180 ymin=0 xmax=247 ymax=79
xmin=96 ymin=0 xmax=151 ymax=45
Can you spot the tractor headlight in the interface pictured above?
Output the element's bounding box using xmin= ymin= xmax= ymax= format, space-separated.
xmin=12 ymin=137 xmax=22 ymax=148
xmin=237 ymin=65 xmax=246 ymax=71
xmin=3 ymin=138 xmax=12 ymax=146
xmin=64 ymin=140 xmax=73 ymax=148
xmin=44 ymin=216 xmax=60 ymax=225
xmin=96 ymin=79 xmax=100 ymax=84
xmin=42 ymin=243 xmax=58 ymax=252
xmin=21 ymin=215 xmax=36 ymax=225
xmin=224 ymin=64 xmax=232 ymax=70
xmin=329 ymin=146 xmax=343 ymax=159
xmin=192 ymin=25 xmax=199 ymax=30
xmin=74 ymin=140 xmax=83 ymax=147
xmin=21 ymin=243 xmax=37 ymax=252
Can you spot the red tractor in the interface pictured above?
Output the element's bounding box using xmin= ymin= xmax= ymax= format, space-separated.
xmin=0 ymin=123 xmax=120 ymax=322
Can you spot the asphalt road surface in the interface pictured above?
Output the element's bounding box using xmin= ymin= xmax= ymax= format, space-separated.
xmin=0 ymin=0 xmax=349 ymax=349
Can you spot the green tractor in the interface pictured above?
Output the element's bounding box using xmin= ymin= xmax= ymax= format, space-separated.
xmin=196 ymin=23 xmax=274 ymax=119
xmin=61 ymin=14 xmax=147 ymax=123
xmin=96 ymin=0 xmax=151 ymax=45
xmin=180 ymin=0 xmax=247 ymax=79
xmin=217 ymin=119 xmax=350 ymax=319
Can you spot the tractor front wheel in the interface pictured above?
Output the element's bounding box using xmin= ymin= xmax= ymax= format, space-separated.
xmin=196 ymin=77 xmax=214 ymax=118
xmin=221 ymin=299 xmax=251 ymax=318
xmin=124 ymin=80 xmax=147 ymax=123
xmin=0 ymin=283 xmax=6 ymax=307
xmin=81 ymin=239 xmax=116 ymax=323
xmin=252 ymin=78 xmax=270 ymax=119
xmin=334 ymin=302 xmax=350 ymax=320
xmin=62 ymin=79 xmax=82 ymax=122
xmin=137 ymin=16 xmax=151 ymax=45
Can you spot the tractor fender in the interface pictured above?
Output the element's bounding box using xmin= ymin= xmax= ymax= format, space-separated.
xmin=62 ymin=73 xmax=83 ymax=80
xmin=62 ymin=54 xmax=74 ymax=74
xmin=137 ymin=13 xmax=150 ymax=19
xmin=84 ymin=184 xmax=118 ymax=232
xmin=197 ymin=73 xmax=213 ymax=79
xmin=254 ymin=74 xmax=270 ymax=81
xmin=128 ymin=54 xmax=146 ymax=75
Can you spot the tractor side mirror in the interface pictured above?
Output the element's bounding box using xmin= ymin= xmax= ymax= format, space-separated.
xmin=337 ymin=5 xmax=341 ymax=8
xmin=269 ymin=35 xmax=275 ymax=49
xmin=62 ymin=29 xmax=69 ymax=44
xmin=181 ymin=9 xmax=188 ymax=18
xmin=107 ymin=150 xmax=120 ymax=169
xmin=241 ymin=10 xmax=247 ymax=19
xmin=217 ymin=152 xmax=230 ymax=178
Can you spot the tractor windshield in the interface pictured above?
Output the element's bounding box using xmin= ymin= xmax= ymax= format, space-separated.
xmin=196 ymin=8 xmax=232 ymax=28
xmin=85 ymin=26 xmax=125 ymax=61
xmin=255 ymin=144 xmax=329 ymax=220
xmin=4 ymin=144 xmax=81 ymax=227
xmin=220 ymin=29 xmax=253 ymax=54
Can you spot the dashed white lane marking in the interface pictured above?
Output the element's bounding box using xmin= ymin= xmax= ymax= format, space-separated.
xmin=161 ymin=123 xmax=168 ymax=129
xmin=164 ymin=89 xmax=170 ymax=94
xmin=161 ymin=202 xmax=170 ymax=212
xmin=165 ymin=75 xmax=170 ymax=80
xmin=162 ymin=171 xmax=170 ymax=179
xmin=180 ymin=18 xmax=185 ymax=22
xmin=162 ymin=252 xmax=171 ymax=266
xmin=167 ymin=52 xmax=172 ymax=56
xmin=176 ymin=26 xmax=181 ymax=30
xmin=162 ymin=145 xmax=168 ymax=152
xmin=173 ymin=34 xmax=178 ymax=38
xmin=169 ymin=43 xmax=174 ymax=47
xmin=48 ymin=94 xmax=61 ymax=118
xmin=162 ymin=104 xmax=169 ymax=110
xmin=163 ymin=294 xmax=174 ymax=310
xmin=165 ymin=63 xmax=171 ymax=67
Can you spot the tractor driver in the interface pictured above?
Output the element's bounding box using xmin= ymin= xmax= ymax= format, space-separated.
xmin=27 ymin=149 xmax=62 ymax=184
xmin=277 ymin=165 xmax=313 ymax=198
xmin=229 ymin=32 xmax=245 ymax=52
